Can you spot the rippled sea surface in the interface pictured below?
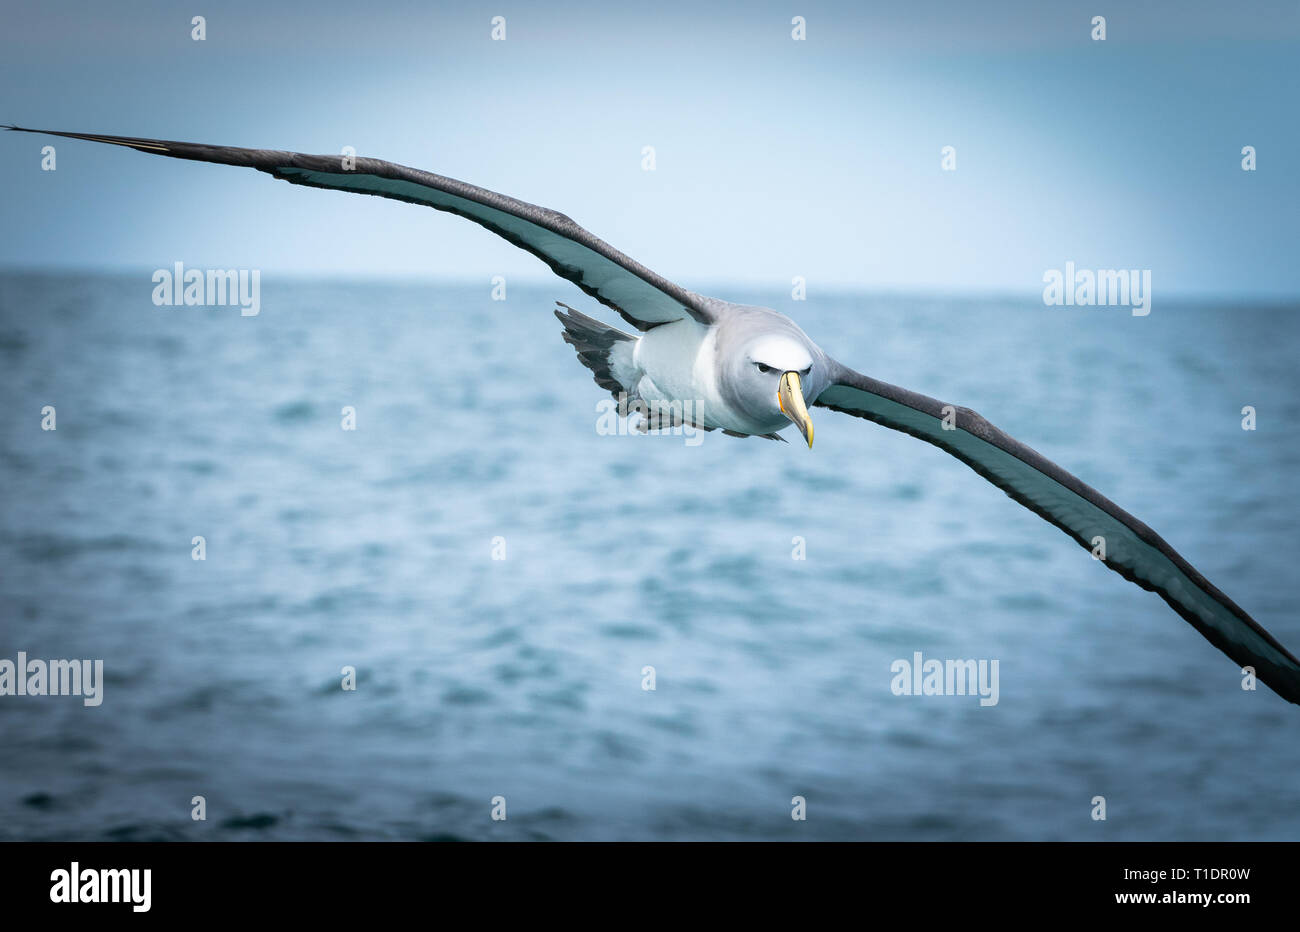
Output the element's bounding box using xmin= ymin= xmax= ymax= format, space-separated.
xmin=1 ymin=270 xmax=1297 ymax=841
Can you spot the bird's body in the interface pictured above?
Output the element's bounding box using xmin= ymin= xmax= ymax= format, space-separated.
xmin=629 ymin=318 xmax=716 ymax=420
xmin=7 ymin=123 xmax=1300 ymax=707
xmin=564 ymin=300 xmax=830 ymax=439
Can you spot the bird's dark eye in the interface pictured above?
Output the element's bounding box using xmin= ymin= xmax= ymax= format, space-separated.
xmin=756 ymin=362 xmax=773 ymax=374
xmin=801 ymin=365 xmax=812 ymax=375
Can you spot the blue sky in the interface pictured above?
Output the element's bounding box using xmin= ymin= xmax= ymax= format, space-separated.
xmin=1 ymin=0 xmax=1296 ymax=297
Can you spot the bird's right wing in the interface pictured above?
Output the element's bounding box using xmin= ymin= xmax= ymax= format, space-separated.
xmin=815 ymin=359 xmax=1300 ymax=706
xmin=4 ymin=126 xmax=712 ymax=331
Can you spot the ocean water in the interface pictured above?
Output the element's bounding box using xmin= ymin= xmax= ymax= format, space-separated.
xmin=0 ymin=270 xmax=1297 ymax=841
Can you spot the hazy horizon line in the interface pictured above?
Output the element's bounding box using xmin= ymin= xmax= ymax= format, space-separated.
xmin=2 ymin=263 xmax=1297 ymax=308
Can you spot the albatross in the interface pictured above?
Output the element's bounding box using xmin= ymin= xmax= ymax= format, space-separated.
xmin=8 ymin=124 xmax=1300 ymax=706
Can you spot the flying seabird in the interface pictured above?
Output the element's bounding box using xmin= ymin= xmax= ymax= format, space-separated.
xmin=7 ymin=125 xmax=1299 ymax=706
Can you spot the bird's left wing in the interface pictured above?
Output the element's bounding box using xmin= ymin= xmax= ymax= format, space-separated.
xmin=816 ymin=360 xmax=1300 ymax=706
xmin=3 ymin=126 xmax=712 ymax=331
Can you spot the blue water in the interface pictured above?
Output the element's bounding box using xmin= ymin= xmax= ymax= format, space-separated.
xmin=1 ymin=270 xmax=1297 ymax=841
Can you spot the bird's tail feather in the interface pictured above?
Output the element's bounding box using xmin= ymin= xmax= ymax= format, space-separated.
xmin=554 ymin=301 xmax=636 ymax=398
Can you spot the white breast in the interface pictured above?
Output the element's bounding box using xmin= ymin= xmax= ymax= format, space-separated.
xmin=631 ymin=318 xmax=736 ymax=430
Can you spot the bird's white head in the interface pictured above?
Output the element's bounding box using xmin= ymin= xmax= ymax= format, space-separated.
xmin=725 ymin=329 xmax=824 ymax=448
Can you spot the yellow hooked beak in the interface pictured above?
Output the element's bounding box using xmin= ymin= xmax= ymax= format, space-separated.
xmin=777 ymin=370 xmax=814 ymax=449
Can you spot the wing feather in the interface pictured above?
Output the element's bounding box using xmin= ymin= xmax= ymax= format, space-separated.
xmin=3 ymin=125 xmax=709 ymax=331
xmin=817 ymin=361 xmax=1300 ymax=705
